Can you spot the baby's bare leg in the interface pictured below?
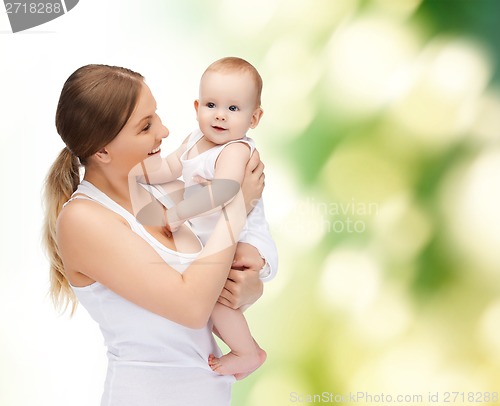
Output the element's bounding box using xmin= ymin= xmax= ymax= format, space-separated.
xmin=209 ymin=303 xmax=266 ymax=380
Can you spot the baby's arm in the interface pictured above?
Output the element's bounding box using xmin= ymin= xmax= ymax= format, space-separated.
xmin=137 ymin=143 xmax=258 ymax=235
xmin=145 ymin=147 xmax=183 ymax=184
xmin=218 ymin=144 xmax=277 ymax=278
xmin=140 ymin=136 xmax=188 ymax=185
xmin=213 ymin=142 xmax=251 ymax=184
xmin=165 ymin=143 xmax=251 ymax=228
xmin=136 ymin=135 xmax=239 ymax=230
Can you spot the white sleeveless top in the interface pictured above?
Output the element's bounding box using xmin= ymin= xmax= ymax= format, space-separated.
xmin=178 ymin=129 xmax=279 ymax=283
xmin=67 ymin=180 xmax=235 ymax=406
xmin=180 ymin=128 xmax=255 ymax=245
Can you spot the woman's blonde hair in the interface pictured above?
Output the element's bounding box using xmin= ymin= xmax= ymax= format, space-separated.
xmin=43 ymin=64 xmax=144 ymax=313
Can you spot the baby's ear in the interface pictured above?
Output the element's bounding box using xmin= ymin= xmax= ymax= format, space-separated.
xmin=194 ymin=99 xmax=200 ymax=113
xmin=250 ymin=107 xmax=264 ymax=129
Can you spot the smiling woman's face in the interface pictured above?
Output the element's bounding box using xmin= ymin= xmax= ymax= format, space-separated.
xmin=104 ymin=83 xmax=170 ymax=175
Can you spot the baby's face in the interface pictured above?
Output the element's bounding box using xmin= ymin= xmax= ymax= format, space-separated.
xmin=195 ymin=70 xmax=262 ymax=145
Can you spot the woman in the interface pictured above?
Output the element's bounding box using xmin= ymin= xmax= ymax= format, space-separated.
xmin=43 ymin=64 xmax=267 ymax=405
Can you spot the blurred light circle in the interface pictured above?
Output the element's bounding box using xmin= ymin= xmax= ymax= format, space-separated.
xmin=218 ymin=0 xmax=278 ymax=33
xmin=277 ymin=197 xmax=328 ymax=249
xmin=274 ymin=0 xmax=358 ymax=32
xmin=472 ymin=92 xmax=500 ymax=142
xmin=352 ymin=286 xmax=413 ymax=344
xmin=320 ymin=247 xmax=381 ymax=313
xmin=264 ymin=162 xmax=327 ymax=249
xmin=350 ymin=338 xmax=441 ymax=393
xmin=373 ymin=193 xmax=433 ymax=262
xmin=478 ymin=300 xmax=500 ymax=363
xmin=322 ymin=144 xmax=408 ymax=202
xmin=327 ymin=14 xmax=418 ymax=116
xmin=247 ymin=368 xmax=309 ymax=406
xmin=389 ymin=38 xmax=492 ymax=146
xmin=262 ymin=35 xmax=320 ymax=138
xmin=372 ymin=0 xmax=422 ymax=18
xmin=442 ymin=149 xmax=500 ymax=276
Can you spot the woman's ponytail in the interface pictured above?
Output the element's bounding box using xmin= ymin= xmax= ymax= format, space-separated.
xmin=42 ymin=147 xmax=80 ymax=313
xmin=43 ymin=64 xmax=145 ymax=313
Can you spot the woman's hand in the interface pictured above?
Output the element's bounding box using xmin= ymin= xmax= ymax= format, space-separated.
xmin=241 ymin=149 xmax=265 ymax=214
xmin=217 ymin=242 xmax=264 ymax=310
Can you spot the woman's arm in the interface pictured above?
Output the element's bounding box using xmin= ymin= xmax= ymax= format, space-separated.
xmin=218 ymin=242 xmax=265 ymax=310
xmin=217 ymin=149 xmax=273 ymax=309
xmin=57 ymin=151 xmax=265 ymax=329
xmin=134 ymin=143 xmax=249 ymax=232
xmin=57 ymin=187 xmax=247 ymax=329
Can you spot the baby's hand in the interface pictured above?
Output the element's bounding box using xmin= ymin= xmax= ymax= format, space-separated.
xmin=164 ymin=207 xmax=183 ymax=235
xmin=192 ymin=175 xmax=210 ymax=186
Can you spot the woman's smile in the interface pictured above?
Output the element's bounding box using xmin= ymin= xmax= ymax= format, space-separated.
xmin=148 ymin=145 xmax=161 ymax=155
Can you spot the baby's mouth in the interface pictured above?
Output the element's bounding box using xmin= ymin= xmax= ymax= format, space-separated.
xmin=212 ymin=125 xmax=227 ymax=131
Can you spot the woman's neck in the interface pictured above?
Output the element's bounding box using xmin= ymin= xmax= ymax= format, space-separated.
xmin=83 ymin=162 xmax=160 ymax=220
xmin=83 ymin=169 xmax=135 ymax=213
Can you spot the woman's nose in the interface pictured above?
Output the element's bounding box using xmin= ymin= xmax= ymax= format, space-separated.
xmin=156 ymin=114 xmax=169 ymax=139
xmin=160 ymin=124 xmax=169 ymax=139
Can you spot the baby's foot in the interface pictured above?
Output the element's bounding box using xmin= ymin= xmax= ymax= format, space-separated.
xmin=208 ymin=348 xmax=267 ymax=380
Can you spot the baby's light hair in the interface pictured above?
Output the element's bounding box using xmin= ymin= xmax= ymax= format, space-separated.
xmin=203 ymin=57 xmax=263 ymax=107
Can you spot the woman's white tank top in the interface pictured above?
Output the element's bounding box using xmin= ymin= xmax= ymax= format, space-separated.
xmin=67 ymin=180 xmax=234 ymax=406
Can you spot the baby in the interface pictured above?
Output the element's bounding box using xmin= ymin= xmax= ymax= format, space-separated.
xmin=146 ymin=57 xmax=276 ymax=379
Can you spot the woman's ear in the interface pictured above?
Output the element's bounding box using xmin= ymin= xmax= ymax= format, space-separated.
xmin=94 ymin=148 xmax=111 ymax=164
xmin=250 ymin=107 xmax=264 ymax=129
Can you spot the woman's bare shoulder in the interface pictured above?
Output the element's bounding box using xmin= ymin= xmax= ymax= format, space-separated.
xmin=59 ymin=197 xmax=121 ymax=219
xmin=57 ymin=198 xmax=128 ymax=241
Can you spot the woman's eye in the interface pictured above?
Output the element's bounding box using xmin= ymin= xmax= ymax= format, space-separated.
xmin=207 ymin=102 xmax=215 ymax=108
xmin=229 ymin=105 xmax=239 ymax=112
xmin=142 ymin=123 xmax=152 ymax=132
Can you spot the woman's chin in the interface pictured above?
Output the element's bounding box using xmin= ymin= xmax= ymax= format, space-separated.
xmin=143 ymin=152 xmax=163 ymax=172
xmin=128 ymin=153 xmax=163 ymax=180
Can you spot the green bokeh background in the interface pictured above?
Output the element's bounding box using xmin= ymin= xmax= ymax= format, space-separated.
xmin=201 ymin=0 xmax=500 ymax=404
xmin=1 ymin=0 xmax=499 ymax=405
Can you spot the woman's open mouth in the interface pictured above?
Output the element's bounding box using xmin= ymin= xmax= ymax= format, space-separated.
xmin=148 ymin=145 xmax=161 ymax=155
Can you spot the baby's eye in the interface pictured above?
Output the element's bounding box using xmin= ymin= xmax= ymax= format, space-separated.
xmin=229 ymin=105 xmax=239 ymax=112
xmin=207 ymin=102 xmax=215 ymax=108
